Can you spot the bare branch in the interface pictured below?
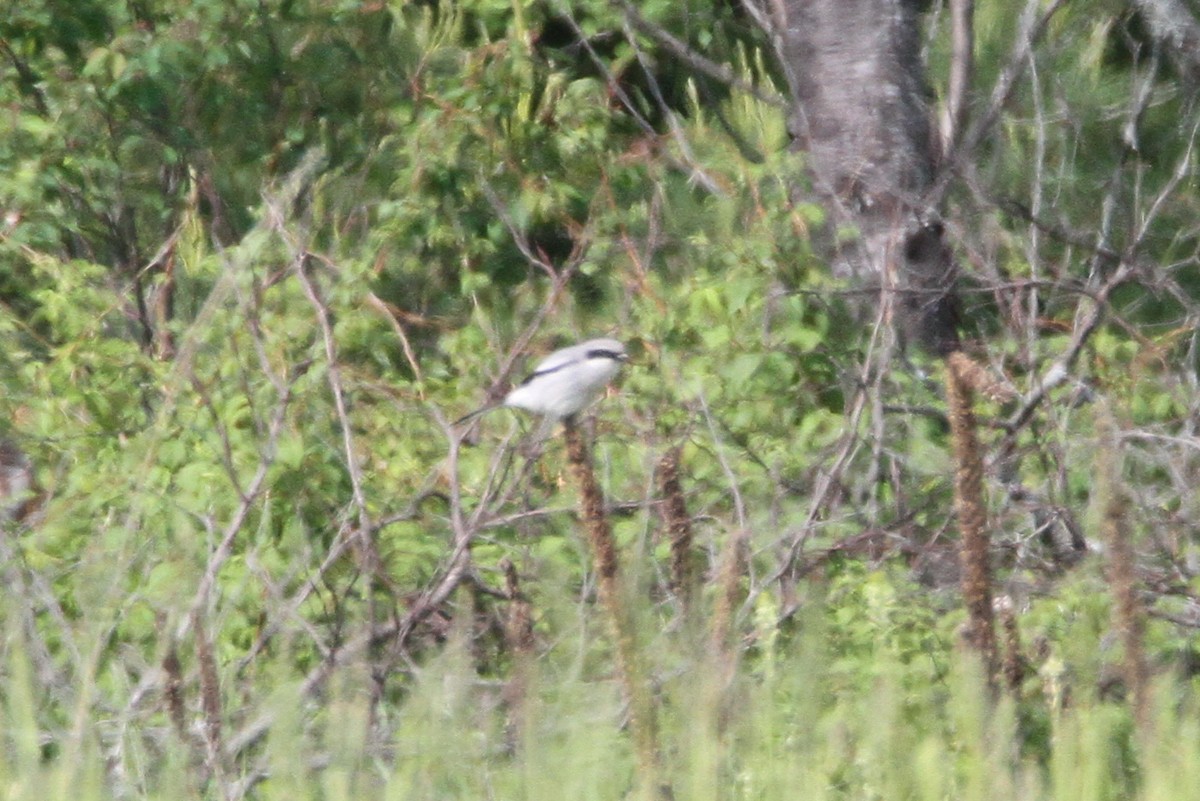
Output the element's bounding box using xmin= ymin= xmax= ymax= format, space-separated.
xmin=175 ymin=379 xmax=295 ymax=643
xmin=940 ymin=0 xmax=975 ymax=156
xmin=942 ymin=0 xmax=1069 ymax=191
xmin=1004 ymin=262 xmax=1135 ymax=435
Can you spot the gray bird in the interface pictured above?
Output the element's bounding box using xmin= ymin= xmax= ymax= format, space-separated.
xmin=454 ymin=338 xmax=628 ymax=425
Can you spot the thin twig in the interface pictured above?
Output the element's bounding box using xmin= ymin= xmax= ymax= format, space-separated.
xmin=940 ymin=0 xmax=975 ymax=156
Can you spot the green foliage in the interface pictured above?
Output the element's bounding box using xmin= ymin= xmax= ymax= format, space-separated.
xmin=1 ymin=0 xmax=1200 ymax=798
xmin=6 ymin=600 xmax=1194 ymax=801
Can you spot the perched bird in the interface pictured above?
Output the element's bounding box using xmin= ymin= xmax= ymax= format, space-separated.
xmin=454 ymin=338 xmax=628 ymax=425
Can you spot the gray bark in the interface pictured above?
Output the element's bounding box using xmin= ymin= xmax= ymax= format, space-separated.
xmin=774 ymin=0 xmax=960 ymax=354
xmin=1134 ymin=0 xmax=1200 ymax=85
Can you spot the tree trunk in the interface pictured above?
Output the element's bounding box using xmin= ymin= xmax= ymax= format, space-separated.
xmin=771 ymin=0 xmax=999 ymax=677
xmin=775 ymin=0 xmax=960 ymax=355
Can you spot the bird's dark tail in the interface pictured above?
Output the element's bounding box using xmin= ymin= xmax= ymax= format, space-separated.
xmin=452 ymin=404 xmax=499 ymax=427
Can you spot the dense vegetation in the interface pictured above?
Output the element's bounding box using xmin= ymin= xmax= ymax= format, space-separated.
xmin=1 ymin=1 xmax=1198 ymax=799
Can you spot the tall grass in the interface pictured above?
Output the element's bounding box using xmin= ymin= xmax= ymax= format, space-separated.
xmin=2 ymin=590 xmax=1197 ymax=801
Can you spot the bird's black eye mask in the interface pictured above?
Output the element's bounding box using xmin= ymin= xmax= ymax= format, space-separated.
xmin=588 ymin=348 xmax=626 ymax=361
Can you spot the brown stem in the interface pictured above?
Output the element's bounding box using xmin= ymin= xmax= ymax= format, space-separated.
xmin=161 ymin=639 xmax=189 ymax=743
xmin=996 ymin=597 xmax=1026 ymax=693
xmin=708 ymin=525 xmax=747 ymax=734
xmin=945 ymin=351 xmax=998 ymax=684
xmin=501 ymin=558 xmax=535 ymax=750
xmin=658 ymin=446 xmax=696 ymax=616
xmin=154 ymin=245 xmax=177 ymax=360
xmin=1097 ymin=405 xmax=1150 ymax=733
xmin=502 ymin=559 xmax=535 ymax=657
xmin=193 ymin=610 xmax=228 ymax=793
xmin=562 ymin=417 xmax=663 ymax=799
